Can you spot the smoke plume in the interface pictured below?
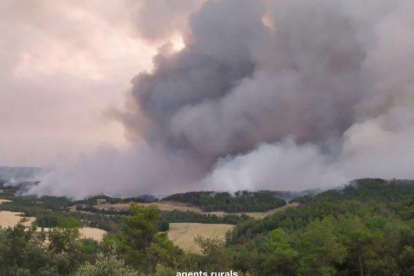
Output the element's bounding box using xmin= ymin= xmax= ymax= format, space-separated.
xmin=29 ymin=0 xmax=414 ymax=198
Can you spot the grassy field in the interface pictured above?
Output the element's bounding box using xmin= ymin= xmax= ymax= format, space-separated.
xmin=0 ymin=211 xmax=35 ymax=228
xmin=79 ymin=227 xmax=107 ymax=241
xmin=0 ymin=199 xmax=34 ymax=228
xmin=167 ymin=223 xmax=234 ymax=253
xmin=0 ymin=199 xmax=12 ymax=204
xmin=214 ymin=202 xmax=299 ymax=219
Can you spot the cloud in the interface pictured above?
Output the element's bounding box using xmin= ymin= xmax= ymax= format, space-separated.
xmin=125 ymin=0 xmax=206 ymax=42
xmin=0 ymin=0 xmax=156 ymax=166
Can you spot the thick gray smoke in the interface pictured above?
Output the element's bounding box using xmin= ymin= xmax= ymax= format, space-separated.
xmin=29 ymin=0 xmax=414 ymax=198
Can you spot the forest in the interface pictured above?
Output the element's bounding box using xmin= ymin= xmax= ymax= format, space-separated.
xmin=0 ymin=178 xmax=413 ymax=275
xmin=163 ymin=191 xmax=287 ymax=212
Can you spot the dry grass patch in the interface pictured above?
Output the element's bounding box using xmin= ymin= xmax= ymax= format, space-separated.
xmin=222 ymin=202 xmax=299 ymax=219
xmin=79 ymin=227 xmax=107 ymax=242
xmin=0 ymin=211 xmax=35 ymax=228
xmin=168 ymin=223 xmax=233 ymax=253
xmin=0 ymin=199 xmax=12 ymax=204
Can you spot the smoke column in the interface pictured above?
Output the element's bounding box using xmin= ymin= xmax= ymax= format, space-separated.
xmin=29 ymin=0 xmax=414 ymax=198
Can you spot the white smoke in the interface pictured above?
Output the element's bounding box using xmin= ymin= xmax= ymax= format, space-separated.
xmin=28 ymin=0 xmax=414 ymax=198
xmin=203 ymin=140 xmax=346 ymax=192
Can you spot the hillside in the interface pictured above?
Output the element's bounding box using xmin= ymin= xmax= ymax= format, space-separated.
xmin=225 ymin=179 xmax=414 ymax=275
xmin=0 ymin=178 xmax=413 ymax=276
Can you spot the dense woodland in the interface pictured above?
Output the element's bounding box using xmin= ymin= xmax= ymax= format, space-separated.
xmin=73 ymin=190 xmax=290 ymax=213
xmin=163 ymin=191 xmax=287 ymax=212
xmin=227 ymin=179 xmax=414 ymax=275
xmin=71 ymin=195 xmax=159 ymax=206
xmin=0 ymin=178 xmax=413 ymax=275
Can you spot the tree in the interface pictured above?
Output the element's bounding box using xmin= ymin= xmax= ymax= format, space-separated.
xmin=112 ymin=203 xmax=179 ymax=273
xmin=262 ymin=229 xmax=298 ymax=276
xmin=397 ymin=223 xmax=414 ymax=275
xmin=233 ymin=246 xmax=250 ymax=275
xmin=75 ymin=254 xmax=141 ymax=276
xmin=0 ymin=223 xmax=59 ymax=276
xmin=298 ymin=218 xmax=346 ymax=276
xmin=153 ymin=265 xmax=177 ymax=276
xmin=338 ymin=216 xmax=378 ymax=276
xmin=194 ymin=236 xmax=232 ymax=273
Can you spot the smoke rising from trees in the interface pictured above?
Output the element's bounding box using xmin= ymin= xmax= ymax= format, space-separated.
xmin=29 ymin=0 xmax=414 ymax=198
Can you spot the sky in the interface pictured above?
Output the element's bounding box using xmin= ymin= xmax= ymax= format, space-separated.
xmin=0 ymin=0 xmax=190 ymax=167
xmin=1 ymin=0 xmax=414 ymax=198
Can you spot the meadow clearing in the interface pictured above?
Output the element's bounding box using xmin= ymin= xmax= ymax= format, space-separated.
xmin=167 ymin=223 xmax=234 ymax=253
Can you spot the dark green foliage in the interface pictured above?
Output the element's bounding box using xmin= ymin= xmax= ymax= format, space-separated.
xmin=160 ymin=210 xmax=249 ymax=225
xmin=36 ymin=213 xmax=59 ymax=228
xmin=68 ymin=212 xmax=123 ymax=232
xmin=0 ymin=195 xmax=71 ymax=212
xmin=71 ymin=194 xmax=158 ymax=207
xmin=0 ymin=223 xmax=101 ymax=276
xmin=107 ymin=204 xmax=181 ymax=274
xmin=159 ymin=220 xmax=170 ymax=231
xmin=163 ymin=190 xmax=286 ymax=212
xmin=75 ymin=204 xmax=131 ymax=215
xmin=226 ymin=179 xmax=414 ymax=276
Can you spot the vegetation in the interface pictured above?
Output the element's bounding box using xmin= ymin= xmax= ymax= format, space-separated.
xmin=161 ymin=210 xmax=249 ymax=225
xmin=71 ymin=195 xmax=158 ymax=206
xmin=168 ymin=223 xmax=234 ymax=253
xmin=0 ymin=223 xmax=99 ymax=276
xmin=0 ymin=178 xmax=413 ymax=275
xmin=75 ymin=254 xmax=141 ymax=276
xmin=163 ymin=191 xmax=286 ymax=212
xmin=226 ymin=179 xmax=414 ymax=275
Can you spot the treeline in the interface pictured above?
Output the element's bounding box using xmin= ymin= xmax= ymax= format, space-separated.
xmin=163 ymin=190 xmax=286 ymax=212
xmin=75 ymin=204 xmax=248 ymax=225
xmin=72 ymin=190 xmax=288 ymax=213
xmin=0 ymin=195 xmax=71 ymax=211
xmin=223 ymin=179 xmax=414 ymax=275
xmin=75 ymin=204 xmax=131 ymax=216
xmin=160 ymin=210 xmax=250 ymax=225
xmin=70 ymin=194 xmax=158 ymax=206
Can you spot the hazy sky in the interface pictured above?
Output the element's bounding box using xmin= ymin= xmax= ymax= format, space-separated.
xmin=3 ymin=0 xmax=414 ymax=198
xmin=0 ymin=0 xmax=192 ymax=167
